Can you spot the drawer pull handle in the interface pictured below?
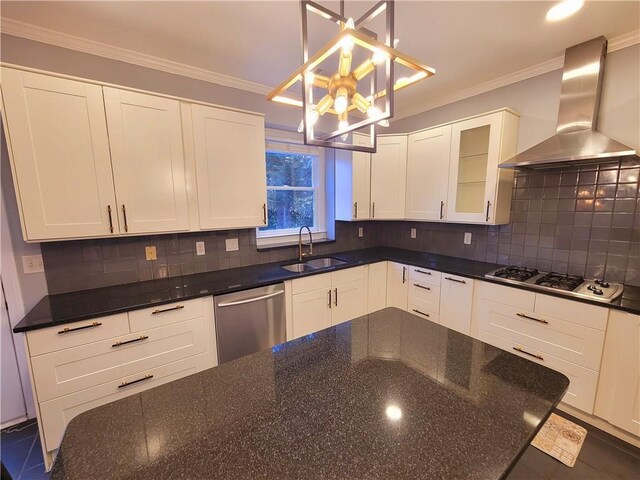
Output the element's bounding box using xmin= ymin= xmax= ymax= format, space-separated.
xmin=118 ymin=374 xmax=153 ymax=389
xmin=415 ymin=269 xmax=431 ymax=275
xmin=402 ymin=266 xmax=407 ymax=284
xmin=513 ymin=347 xmax=544 ymax=361
xmin=152 ymin=305 xmax=184 ymax=315
xmin=58 ymin=321 xmax=102 ymax=335
xmin=516 ymin=313 xmax=549 ymax=325
xmin=413 ymin=283 xmax=431 ymax=291
xmin=412 ymin=309 xmax=430 ymax=318
xmin=112 ymin=335 xmax=149 ymax=348
xmin=444 ymin=277 xmax=466 ymax=284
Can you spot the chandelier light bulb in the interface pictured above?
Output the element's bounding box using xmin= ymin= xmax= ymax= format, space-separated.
xmin=304 ymin=71 xmax=315 ymax=85
xmin=297 ymin=119 xmax=304 ymax=133
xmin=334 ymin=90 xmax=349 ymax=114
xmin=338 ymin=119 xmax=349 ymax=141
xmin=367 ymin=106 xmax=389 ymax=127
xmin=371 ymin=48 xmax=388 ymax=65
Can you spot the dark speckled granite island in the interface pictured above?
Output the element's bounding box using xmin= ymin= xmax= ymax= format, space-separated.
xmin=50 ymin=308 xmax=569 ymax=480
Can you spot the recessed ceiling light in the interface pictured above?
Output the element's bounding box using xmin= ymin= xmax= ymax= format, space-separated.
xmin=546 ymin=0 xmax=585 ymax=22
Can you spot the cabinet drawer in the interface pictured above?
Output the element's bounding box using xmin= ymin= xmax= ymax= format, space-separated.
xmin=32 ymin=316 xmax=210 ymax=402
xmin=478 ymin=330 xmax=599 ymax=413
xmin=408 ymin=304 xmax=439 ymax=324
xmin=27 ymin=314 xmax=130 ymax=357
xmin=481 ymin=282 xmax=535 ymax=310
xmin=291 ymin=272 xmax=332 ymax=295
xmin=476 ymin=300 xmax=605 ymax=370
xmin=534 ymin=293 xmax=608 ymax=331
xmin=332 ymin=265 xmax=365 ymax=285
xmin=408 ymin=282 xmax=441 ymax=314
xmin=409 ymin=266 xmax=441 ymax=286
xmin=39 ymin=353 xmax=212 ymax=453
xmin=129 ymin=297 xmax=204 ymax=331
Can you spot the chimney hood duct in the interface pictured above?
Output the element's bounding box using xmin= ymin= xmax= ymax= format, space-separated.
xmin=500 ymin=36 xmax=637 ymax=169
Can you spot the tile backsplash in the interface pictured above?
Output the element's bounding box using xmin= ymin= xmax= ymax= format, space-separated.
xmin=41 ymin=157 xmax=639 ymax=294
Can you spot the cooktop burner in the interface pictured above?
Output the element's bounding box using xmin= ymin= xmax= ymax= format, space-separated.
xmin=484 ymin=266 xmax=623 ymax=303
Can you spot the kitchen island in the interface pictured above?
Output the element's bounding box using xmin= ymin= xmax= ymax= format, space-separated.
xmin=50 ymin=307 xmax=569 ymax=480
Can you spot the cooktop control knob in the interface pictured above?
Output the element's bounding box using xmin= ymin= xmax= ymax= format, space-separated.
xmin=593 ymin=288 xmax=603 ymax=295
xmin=595 ymin=279 xmax=610 ymax=288
xmin=587 ymin=285 xmax=596 ymax=291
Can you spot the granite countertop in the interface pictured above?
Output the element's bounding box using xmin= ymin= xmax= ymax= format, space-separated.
xmin=50 ymin=307 xmax=570 ymax=480
xmin=14 ymin=247 xmax=640 ymax=333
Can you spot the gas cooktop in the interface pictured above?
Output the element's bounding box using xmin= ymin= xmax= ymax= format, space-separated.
xmin=485 ymin=266 xmax=623 ymax=303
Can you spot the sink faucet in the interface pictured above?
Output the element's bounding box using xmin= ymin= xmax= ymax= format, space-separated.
xmin=298 ymin=226 xmax=313 ymax=261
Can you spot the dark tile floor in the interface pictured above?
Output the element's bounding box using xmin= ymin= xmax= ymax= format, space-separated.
xmin=1 ymin=410 xmax=638 ymax=479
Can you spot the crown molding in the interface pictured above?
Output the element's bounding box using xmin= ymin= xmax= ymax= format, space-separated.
xmin=392 ymin=29 xmax=640 ymax=121
xmin=0 ymin=18 xmax=272 ymax=95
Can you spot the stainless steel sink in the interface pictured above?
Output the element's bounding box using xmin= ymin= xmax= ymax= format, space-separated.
xmin=281 ymin=263 xmax=316 ymax=273
xmin=304 ymin=257 xmax=348 ymax=269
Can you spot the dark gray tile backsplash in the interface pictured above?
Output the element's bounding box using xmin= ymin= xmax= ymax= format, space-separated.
xmin=41 ymin=156 xmax=639 ymax=294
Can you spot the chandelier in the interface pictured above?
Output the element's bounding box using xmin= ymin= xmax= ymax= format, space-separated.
xmin=267 ymin=0 xmax=435 ymax=152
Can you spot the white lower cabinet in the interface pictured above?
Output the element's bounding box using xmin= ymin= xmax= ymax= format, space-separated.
xmin=472 ymin=281 xmax=608 ymax=414
xmin=594 ymin=310 xmax=640 ymax=436
xmin=440 ymin=274 xmax=474 ymax=335
xmin=367 ymin=262 xmax=388 ymax=313
xmin=25 ymin=297 xmax=217 ymax=470
xmin=291 ymin=267 xmax=366 ymax=339
xmin=386 ymin=262 xmax=409 ymax=310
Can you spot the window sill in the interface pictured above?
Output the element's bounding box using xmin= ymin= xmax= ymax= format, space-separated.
xmin=256 ymin=232 xmax=334 ymax=251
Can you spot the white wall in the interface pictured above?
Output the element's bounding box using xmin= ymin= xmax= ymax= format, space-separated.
xmin=388 ymin=44 xmax=640 ymax=154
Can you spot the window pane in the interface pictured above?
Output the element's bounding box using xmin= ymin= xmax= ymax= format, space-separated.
xmin=266 ymin=151 xmax=313 ymax=187
xmin=259 ymin=190 xmax=314 ymax=231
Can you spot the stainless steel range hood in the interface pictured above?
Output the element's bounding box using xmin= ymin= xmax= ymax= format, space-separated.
xmin=501 ymin=36 xmax=637 ymax=169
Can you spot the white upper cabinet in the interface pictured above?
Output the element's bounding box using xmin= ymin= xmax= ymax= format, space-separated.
xmin=191 ymin=104 xmax=267 ymax=229
xmin=335 ymin=134 xmax=371 ymax=221
xmin=447 ymin=110 xmax=518 ymax=224
xmin=1 ymin=68 xmax=117 ymax=240
xmin=406 ymin=125 xmax=452 ymax=221
xmin=103 ymin=88 xmax=189 ymax=234
xmin=370 ymin=135 xmax=407 ymax=219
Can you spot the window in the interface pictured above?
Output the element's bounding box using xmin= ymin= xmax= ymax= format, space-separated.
xmin=257 ymin=133 xmax=325 ymax=246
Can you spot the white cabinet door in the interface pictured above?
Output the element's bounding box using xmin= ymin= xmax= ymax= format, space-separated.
xmin=191 ymin=105 xmax=267 ymax=229
xmin=367 ymin=262 xmax=387 ymax=313
xmin=594 ymin=310 xmax=640 ymax=436
xmin=406 ymin=126 xmax=451 ymax=221
xmin=370 ymin=135 xmax=407 ymax=219
xmin=440 ymin=274 xmax=474 ymax=335
xmin=291 ymin=288 xmax=331 ymax=339
xmin=334 ymin=137 xmax=371 ymax=221
xmin=103 ymin=88 xmax=189 ymax=234
xmin=386 ymin=262 xmax=408 ymax=310
xmin=332 ymin=278 xmax=366 ymax=326
xmin=1 ymin=68 xmax=117 ymax=240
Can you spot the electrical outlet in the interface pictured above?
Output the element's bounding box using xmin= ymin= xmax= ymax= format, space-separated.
xmin=464 ymin=232 xmax=472 ymax=245
xmin=145 ymin=246 xmax=157 ymax=261
xmin=358 ymin=227 xmax=364 ymax=238
xmin=225 ymin=238 xmax=239 ymax=252
xmin=410 ymin=228 xmax=417 ymax=239
xmin=22 ymin=255 xmax=44 ymax=274
xmin=195 ymin=241 xmax=205 ymax=256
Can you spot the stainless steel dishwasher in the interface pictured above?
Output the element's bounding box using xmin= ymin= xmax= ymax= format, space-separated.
xmin=214 ymin=283 xmax=286 ymax=364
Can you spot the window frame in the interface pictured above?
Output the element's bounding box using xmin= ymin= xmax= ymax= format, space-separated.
xmin=257 ymin=130 xmax=326 ymax=247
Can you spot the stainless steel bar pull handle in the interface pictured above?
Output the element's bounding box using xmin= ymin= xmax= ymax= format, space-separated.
xmin=112 ymin=335 xmax=149 ymax=348
xmin=262 ymin=203 xmax=267 ymax=224
xmin=413 ymin=283 xmax=431 ymax=290
xmin=353 ymin=202 xmax=358 ymax=219
xmin=107 ymin=205 xmax=114 ymax=233
xmin=372 ymin=202 xmax=375 ymax=218
xmin=485 ymin=200 xmax=491 ymax=222
xmin=440 ymin=201 xmax=444 ymax=220
xmin=415 ymin=269 xmax=431 ymax=275
xmin=513 ymin=347 xmax=544 ymax=361
xmin=412 ymin=309 xmax=430 ymax=318
xmin=402 ymin=266 xmax=407 ymax=283
xmin=328 ymin=290 xmax=332 ymax=309
xmin=122 ymin=204 xmax=129 ymax=232
xmin=334 ymin=288 xmax=338 ymax=306
xmin=118 ymin=374 xmax=153 ymax=389
xmin=58 ymin=321 xmax=102 ymax=335
xmin=444 ymin=277 xmax=466 ymax=284
xmin=516 ymin=313 xmax=549 ymax=325
xmin=152 ymin=305 xmax=184 ymax=315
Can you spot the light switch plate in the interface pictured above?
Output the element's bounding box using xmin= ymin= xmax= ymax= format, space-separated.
xmin=22 ymin=255 xmax=44 ymax=274
xmin=195 ymin=241 xmax=205 ymax=256
xmin=410 ymin=228 xmax=417 ymax=239
xmin=464 ymin=232 xmax=472 ymax=245
xmin=225 ymin=238 xmax=239 ymax=252
xmin=358 ymin=227 xmax=364 ymax=238
xmin=145 ymin=246 xmax=157 ymax=261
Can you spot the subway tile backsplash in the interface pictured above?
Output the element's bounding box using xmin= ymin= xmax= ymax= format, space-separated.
xmin=41 ymin=156 xmax=639 ymax=294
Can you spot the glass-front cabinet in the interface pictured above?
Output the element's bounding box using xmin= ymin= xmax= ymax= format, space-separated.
xmin=446 ymin=110 xmax=518 ymax=224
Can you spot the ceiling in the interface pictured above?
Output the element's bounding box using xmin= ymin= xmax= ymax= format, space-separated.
xmin=1 ymin=1 xmax=639 ymax=119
